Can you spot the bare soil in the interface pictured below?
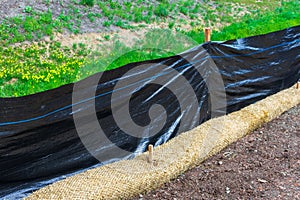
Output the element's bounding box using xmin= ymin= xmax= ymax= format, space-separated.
xmin=132 ymin=104 xmax=300 ymax=200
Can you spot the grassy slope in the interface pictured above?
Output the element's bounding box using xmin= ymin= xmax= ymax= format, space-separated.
xmin=0 ymin=0 xmax=299 ymax=97
xmin=0 ymin=0 xmax=280 ymax=45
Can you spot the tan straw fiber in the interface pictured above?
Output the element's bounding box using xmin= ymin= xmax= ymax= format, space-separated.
xmin=26 ymin=84 xmax=300 ymax=200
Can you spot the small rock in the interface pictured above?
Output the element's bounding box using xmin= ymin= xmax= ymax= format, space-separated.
xmin=280 ymin=172 xmax=287 ymax=176
xmin=218 ymin=161 xmax=223 ymax=165
xmin=225 ymin=187 xmax=230 ymax=194
xmin=223 ymin=151 xmax=233 ymax=157
xmin=257 ymin=178 xmax=268 ymax=183
xmin=279 ymin=186 xmax=286 ymax=190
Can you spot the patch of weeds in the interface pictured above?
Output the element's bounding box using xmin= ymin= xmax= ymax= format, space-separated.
xmin=104 ymin=35 xmax=110 ymax=40
xmin=0 ymin=8 xmax=81 ymax=45
xmin=87 ymin=12 xmax=96 ymax=22
xmin=79 ymin=0 xmax=94 ymax=7
xmin=103 ymin=20 xmax=112 ymax=27
xmin=154 ymin=4 xmax=169 ymax=17
xmin=44 ymin=0 xmax=50 ymax=5
xmin=115 ymin=20 xmax=130 ymax=29
xmin=72 ymin=43 xmax=77 ymax=50
xmin=168 ymin=21 xmax=175 ymax=29
xmin=23 ymin=6 xmax=33 ymax=13
xmin=179 ymin=7 xmax=189 ymax=15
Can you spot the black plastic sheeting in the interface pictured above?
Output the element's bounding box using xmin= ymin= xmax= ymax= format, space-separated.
xmin=1 ymin=26 xmax=299 ymax=199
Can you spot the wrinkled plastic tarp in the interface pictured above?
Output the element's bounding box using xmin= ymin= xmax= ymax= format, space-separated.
xmin=0 ymin=25 xmax=299 ymax=199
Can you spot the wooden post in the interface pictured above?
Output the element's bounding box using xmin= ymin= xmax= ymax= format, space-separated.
xmin=148 ymin=144 xmax=153 ymax=163
xmin=296 ymin=82 xmax=299 ymax=89
xmin=204 ymin=27 xmax=211 ymax=42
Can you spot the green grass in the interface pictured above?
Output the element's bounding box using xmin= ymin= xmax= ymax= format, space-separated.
xmin=76 ymin=29 xmax=197 ymax=79
xmin=0 ymin=0 xmax=282 ymax=46
xmin=184 ymin=1 xmax=300 ymax=43
xmin=92 ymin=0 xmax=300 ymax=72
xmin=0 ymin=1 xmax=299 ymax=97
xmin=0 ymin=9 xmax=75 ymax=46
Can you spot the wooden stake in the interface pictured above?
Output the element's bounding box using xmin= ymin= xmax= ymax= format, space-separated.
xmin=148 ymin=144 xmax=153 ymax=163
xmin=296 ymin=82 xmax=299 ymax=89
xmin=204 ymin=27 xmax=211 ymax=42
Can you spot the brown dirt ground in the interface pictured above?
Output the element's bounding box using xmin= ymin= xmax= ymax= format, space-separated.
xmin=132 ymin=104 xmax=300 ymax=200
